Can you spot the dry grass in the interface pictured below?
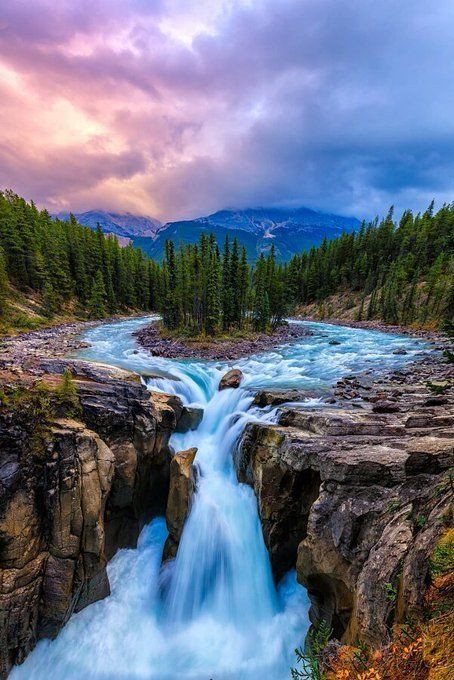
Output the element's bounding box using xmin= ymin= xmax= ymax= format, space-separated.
xmin=0 ymin=286 xmax=83 ymax=337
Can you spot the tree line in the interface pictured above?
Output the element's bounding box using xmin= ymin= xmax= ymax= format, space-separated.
xmin=0 ymin=190 xmax=161 ymax=321
xmin=0 ymin=190 xmax=286 ymax=333
xmin=0 ymin=189 xmax=452 ymax=333
xmin=283 ymin=202 xmax=454 ymax=328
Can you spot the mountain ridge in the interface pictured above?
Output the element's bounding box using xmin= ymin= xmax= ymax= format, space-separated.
xmin=56 ymin=206 xmax=360 ymax=261
xmin=55 ymin=210 xmax=162 ymax=239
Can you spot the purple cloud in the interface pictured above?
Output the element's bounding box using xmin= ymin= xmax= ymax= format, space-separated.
xmin=0 ymin=0 xmax=453 ymax=220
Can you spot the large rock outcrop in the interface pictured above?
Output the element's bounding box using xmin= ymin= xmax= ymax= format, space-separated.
xmin=163 ymin=447 xmax=198 ymax=561
xmin=238 ymin=383 xmax=453 ymax=648
xmin=0 ymin=359 xmax=181 ymax=678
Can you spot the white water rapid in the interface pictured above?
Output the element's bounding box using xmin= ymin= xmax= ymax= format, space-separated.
xmin=12 ymin=317 xmax=424 ymax=680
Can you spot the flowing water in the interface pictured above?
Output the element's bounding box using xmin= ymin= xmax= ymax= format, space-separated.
xmin=12 ymin=317 xmax=424 ymax=680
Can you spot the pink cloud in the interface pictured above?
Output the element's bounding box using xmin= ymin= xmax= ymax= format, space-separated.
xmin=0 ymin=1 xmax=453 ymax=220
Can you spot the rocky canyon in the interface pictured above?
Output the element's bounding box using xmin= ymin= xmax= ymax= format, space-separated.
xmin=0 ymin=320 xmax=452 ymax=678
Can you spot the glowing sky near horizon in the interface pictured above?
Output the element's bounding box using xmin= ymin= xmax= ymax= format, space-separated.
xmin=1 ymin=0 xmax=453 ymax=221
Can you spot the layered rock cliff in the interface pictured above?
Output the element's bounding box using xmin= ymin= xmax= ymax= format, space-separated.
xmin=163 ymin=447 xmax=198 ymax=561
xmin=237 ymin=356 xmax=453 ymax=648
xmin=0 ymin=358 xmax=183 ymax=678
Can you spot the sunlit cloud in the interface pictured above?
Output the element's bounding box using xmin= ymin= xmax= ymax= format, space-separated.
xmin=0 ymin=0 xmax=453 ymax=220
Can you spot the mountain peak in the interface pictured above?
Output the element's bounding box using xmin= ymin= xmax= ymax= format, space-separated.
xmin=140 ymin=205 xmax=360 ymax=261
xmin=199 ymin=205 xmax=360 ymax=238
xmin=55 ymin=209 xmax=162 ymax=239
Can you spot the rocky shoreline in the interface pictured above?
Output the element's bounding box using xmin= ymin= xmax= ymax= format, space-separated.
xmin=0 ymin=316 xmax=141 ymax=366
xmin=133 ymin=321 xmax=313 ymax=360
xmin=299 ymin=314 xmax=449 ymax=342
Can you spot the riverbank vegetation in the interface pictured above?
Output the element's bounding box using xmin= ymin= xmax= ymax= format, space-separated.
xmin=0 ymin=190 xmax=452 ymax=336
xmin=0 ymin=190 xmax=160 ymax=334
xmin=288 ymin=203 xmax=454 ymax=329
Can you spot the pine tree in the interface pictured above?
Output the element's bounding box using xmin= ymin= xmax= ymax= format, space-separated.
xmin=367 ymin=288 xmax=377 ymax=320
xmin=229 ymin=238 xmax=241 ymax=327
xmin=56 ymin=369 xmax=82 ymax=417
xmin=87 ymin=270 xmax=107 ymax=319
xmin=238 ymin=247 xmax=249 ymax=324
xmin=0 ymin=247 xmax=8 ymax=315
xmin=356 ymin=295 xmax=365 ymax=321
xmin=221 ymin=236 xmax=232 ymax=330
xmin=205 ymin=252 xmax=221 ymax=335
xmin=41 ymin=280 xmax=57 ymax=318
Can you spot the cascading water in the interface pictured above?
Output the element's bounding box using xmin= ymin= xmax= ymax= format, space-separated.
xmin=12 ymin=316 xmax=424 ymax=680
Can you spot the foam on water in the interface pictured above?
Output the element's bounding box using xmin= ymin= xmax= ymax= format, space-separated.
xmin=12 ymin=316 xmax=424 ymax=680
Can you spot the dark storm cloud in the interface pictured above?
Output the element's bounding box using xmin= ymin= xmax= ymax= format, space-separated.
xmin=0 ymin=0 xmax=453 ymax=218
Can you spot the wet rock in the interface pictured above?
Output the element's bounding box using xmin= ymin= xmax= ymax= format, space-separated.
xmin=329 ymin=339 xmax=341 ymax=346
xmin=139 ymin=368 xmax=181 ymax=382
xmin=219 ymin=368 xmax=244 ymax=390
xmin=423 ymin=395 xmax=448 ymax=407
xmin=0 ymin=361 xmax=181 ymax=677
xmin=392 ymin=348 xmax=408 ymax=355
xmin=372 ymin=400 xmax=400 ymax=413
xmin=238 ymin=398 xmax=454 ymax=647
xmin=252 ymin=389 xmax=310 ymax=407
xmin=176 ymin=406 xmax=204 ymax=433
xmin=163 ymin=448 xmax=198 ymax=561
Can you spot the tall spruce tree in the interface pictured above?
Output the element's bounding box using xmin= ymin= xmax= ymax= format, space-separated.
xmin=41 ymin=280 xmax=57 ymax=318
xmin=87 ymin=270 xmax=107 ymax=319
xmin=0 ymin=247 xmax=8 ymax=315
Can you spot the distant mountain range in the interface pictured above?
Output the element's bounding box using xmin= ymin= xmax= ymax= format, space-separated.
xmin=57 ymin=206 xmax=360 ymax=261
xmin=55 ymin=210 xmax=162 ymax=239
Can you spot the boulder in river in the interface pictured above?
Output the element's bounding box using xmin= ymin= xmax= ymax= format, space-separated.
xmin=176 ymin=406 xmax=204 ymax=433
xmin=252 ymin=389 xmax=310 ymax=407
xmin=218 ymin=368 xmax=244 ymax=390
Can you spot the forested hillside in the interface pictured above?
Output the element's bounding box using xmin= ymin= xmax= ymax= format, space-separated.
xmin=286 ymin=203 xmax=454 ymax=329
xmin=0 ymin=190 xmax=452 ymax=335
xmin=0 ymin=191 xmax=161 ymax=332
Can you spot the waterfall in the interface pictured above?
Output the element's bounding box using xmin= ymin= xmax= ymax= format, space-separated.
xmin=12 ymin=316 xmax=423 ymax=680
xmin=160 ymin=387 xmax=278 ymax=629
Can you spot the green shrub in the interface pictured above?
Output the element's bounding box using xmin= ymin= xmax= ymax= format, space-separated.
xmin=56 ymin=369 xmax=82 ymax=418
xmin=291 ymin=620 xmax=332 ymax=679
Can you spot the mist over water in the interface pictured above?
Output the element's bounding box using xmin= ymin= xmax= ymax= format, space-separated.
xmin=12 ymin=317 xmax=424 ymax=680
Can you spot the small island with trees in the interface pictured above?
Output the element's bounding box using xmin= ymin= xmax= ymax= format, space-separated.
xmin=134 ymin=234 xmax=314 ymax=359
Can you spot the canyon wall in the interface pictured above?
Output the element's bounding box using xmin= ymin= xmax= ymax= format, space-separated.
xmin=0 ymin=359 xmax=183 ymax=678
xmin=237 ymin=365 xmax=453 ymax=647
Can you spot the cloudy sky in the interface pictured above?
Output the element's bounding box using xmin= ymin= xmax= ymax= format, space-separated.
xmin=0 ymin=0 xmax=453 ymax=221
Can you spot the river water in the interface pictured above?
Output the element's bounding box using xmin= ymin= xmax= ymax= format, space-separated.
xmin=12 ymin=317 xmax=423 ymax=680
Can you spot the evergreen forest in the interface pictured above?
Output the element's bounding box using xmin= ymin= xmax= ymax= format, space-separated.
xmin=0 ymin=190 xmax=452 ymax=335
xmin=285 ymin=203 xmax=454 ymax=328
